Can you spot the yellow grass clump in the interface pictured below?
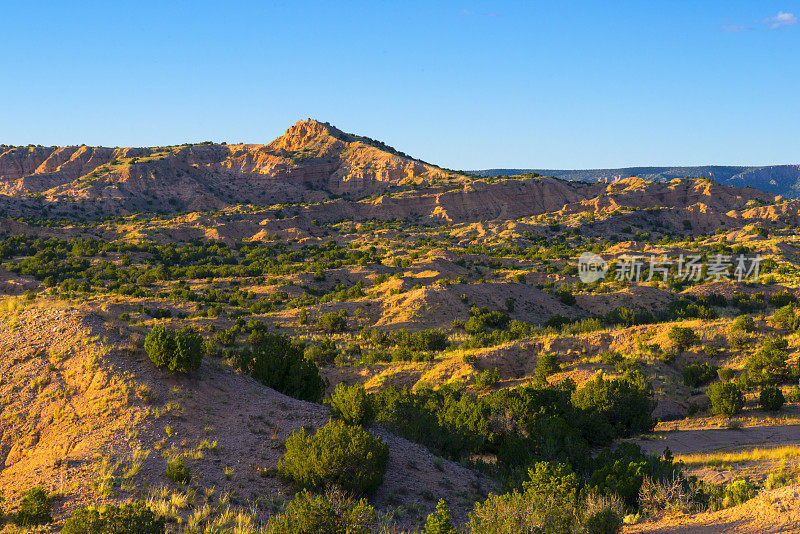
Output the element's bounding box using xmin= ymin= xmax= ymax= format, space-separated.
xmin=677 ymin=445 xmax=800 ymax=467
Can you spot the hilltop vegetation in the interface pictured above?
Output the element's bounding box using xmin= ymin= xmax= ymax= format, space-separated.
xmin=2 ymin=121 xmax=800 ymax=533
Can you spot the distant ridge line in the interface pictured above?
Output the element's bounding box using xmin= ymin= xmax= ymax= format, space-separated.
xmin=470 ymin=165 xmax=800 ymax=197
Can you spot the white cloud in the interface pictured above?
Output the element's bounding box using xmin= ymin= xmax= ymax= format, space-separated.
xmin=765 ymin=11 xmax=798 ymax=29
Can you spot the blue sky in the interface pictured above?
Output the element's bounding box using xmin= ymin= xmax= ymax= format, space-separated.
xmin=1 ymin=1 xmax=798 ymax=169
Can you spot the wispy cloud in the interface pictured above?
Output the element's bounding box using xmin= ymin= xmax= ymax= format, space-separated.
xmin=765 ymin=11 xmax=798 ymax=29
xmin=722 ymin=11 xmax=797 ymax=31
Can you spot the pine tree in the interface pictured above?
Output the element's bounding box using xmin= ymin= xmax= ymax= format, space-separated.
xmin=422 ymin=499 xmax=458 ymax=534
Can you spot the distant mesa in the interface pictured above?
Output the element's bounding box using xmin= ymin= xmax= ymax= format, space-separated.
xmin=473 ymin=165 xmax=800 ymax=198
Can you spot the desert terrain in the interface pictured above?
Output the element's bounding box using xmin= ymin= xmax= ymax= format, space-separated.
xmin=2 ymin=121 xmax=800 ymax=533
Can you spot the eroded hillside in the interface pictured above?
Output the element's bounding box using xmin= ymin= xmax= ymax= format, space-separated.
xmin=3 ymin=121 xmax=800 ymax=533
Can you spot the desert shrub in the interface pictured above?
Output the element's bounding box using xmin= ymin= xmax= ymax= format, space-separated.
xmin=166 ymin=457 xmax=191 ymax=485
xmin=305 ymin=338 xmax=338 ymax=366
xmin=717 ymin=367 xmax=735 ymax=382
xmin=421 ymin=500 xmax=458 ymax=534
xmin=372 ymin=385 xmax=488 ymax=460
xmin=759 ymin=384 xmax=785 ymax=412
xmin=790 ymin=383 xmax=800 ymax=403
xmin=605 ymin=306 xmax=646 ymax=327
xmin=769 ymin=292 xmax=797 ymax=307
xmin=236 ymin=332 xmax=325 ymax=402
xmin=583 ymin=509 xmax=622 ymax=534
xmin=327 ymin=384 xmax=375 ymax=426
xmin=15 ymin=487 xmax=51 ymax=526
xmin=318 ymin=311 xmax=347 ymax=333
xmin=475 ymin=367 xmax=500 ymax=389
xmin=465 ymin=308 xmax=510 ymax=334
xmin=683 ymin=363 xmax=718 ymax=388
xmin=773 ymin=304 xmax=800 ymax=331
xmin=462 ymin=318 xmax=534 ymax=349
xmin=764 ymin=470 xmax=791 ymax=491
xmin=581 ymin=494 xmax=625 ymax=534
xmin=406 ymin=329 xmax=449 ymax=351
xmin=534 ymin=353 xmax=560 ymax=383
xmin=667 ymin=326 xmax=698 ymax=351
xmin=266 ymin=488 xmax=374 ymax=534
xmin=496 ymin=415 xmax=592 ymax=479
xmin=468 ymin=490 xmax=540 ymax=534
xmin=62 ymin=501 xmax=164 ymax=534
xmin=638 ymin=474 xmax=692 ymax=513
xmin=278 ymin=419 xmax=388 ymax=496
xmin=469 ymin=462 xmax=578 ymax=534
xmin=572 ymin=371 xmax=656 ymax=438
xmin=746 ymin=337 xmax=789 ymax=385
xmin=707 ymin=382 xmax=744 ymax=416
xmin=588 ymin=443 xmax=680 ymax=507
xmin=144 ymin=325 xmax=203 ymax=373
xmin=722 ymin=480 xmax=756 ymax=508
xmin=727 ymin=329 xmax=751 ymax=350
xmin=731 ymin=315 xmax=756 ymax=333
xmin=556 ymin=288 xmax=576 ymax=306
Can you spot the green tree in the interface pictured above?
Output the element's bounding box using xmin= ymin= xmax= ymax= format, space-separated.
xmin=237 ymin=332 xmax=325 ymax=402
xmin=15 ymin=487 xmax=51 ymax=526
xmin=278 ymin=419 xmax=389 ymax=496
xmin=327 ymin=383 xmax=375 ymax=426
xmin=318 ymin=311 xmax=347 ymax=333
xmin=62 ymin=501 xmax=164 ymax=534
xmin=144 ymin=325 xmax=203 ymax=373
xmin=534 ymin=353 xmax=561 ymax=383
xmin=731 ymin=315 xmax=756 ymax=333
xmin=707 ymin=382 xmax=744 ymax=416
xmin=469 ymin=461 xmax=578 ymax=534
xmin=572 ymin=371 xmax=656 ymax=438
xmin=667 ymin=326 xmax=698 ymax=351
xmin=759 ymin=385 xmax=785 ymax=412
xmin=583 ymin=508 xmax=622 ymax=534
xmin=683 ymin=363 xmax=717 ymax=387
xmin=305 ymin=338 xmax=338 ymax=366
xmin=746 ymin=337 xmax=789 ymax=385
xmin=422 ymin=500 xmax=458 ymax=534
xmin=266 ymin=489 xmax=374 ymax=534
xmin=772 ymin=304 xmax=800 ymax=331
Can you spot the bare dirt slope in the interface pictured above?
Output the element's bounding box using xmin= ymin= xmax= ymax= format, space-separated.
xmin=0 ymin=302 xmax=491 ymax=527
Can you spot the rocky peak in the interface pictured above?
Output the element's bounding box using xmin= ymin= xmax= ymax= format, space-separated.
xmin=267 ymin=119 xmax=346 ymax=153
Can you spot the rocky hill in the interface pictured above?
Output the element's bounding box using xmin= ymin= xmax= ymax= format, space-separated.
xmin=0 ymin=120 xmax=784 ymax=228
xmin=0 ymin=120 xmax=459 ymax=217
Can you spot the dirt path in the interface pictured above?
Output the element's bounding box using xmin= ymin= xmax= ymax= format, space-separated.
xmin=636 ymin=424 xmax=800 ymax=457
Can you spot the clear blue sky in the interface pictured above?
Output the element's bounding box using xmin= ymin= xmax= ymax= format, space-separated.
xmin=1 ymin=1 xmax=798 ymax=169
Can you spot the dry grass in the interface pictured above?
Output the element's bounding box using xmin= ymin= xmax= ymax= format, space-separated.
xmin=677 ymin=445 xmax=800 ymax=467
